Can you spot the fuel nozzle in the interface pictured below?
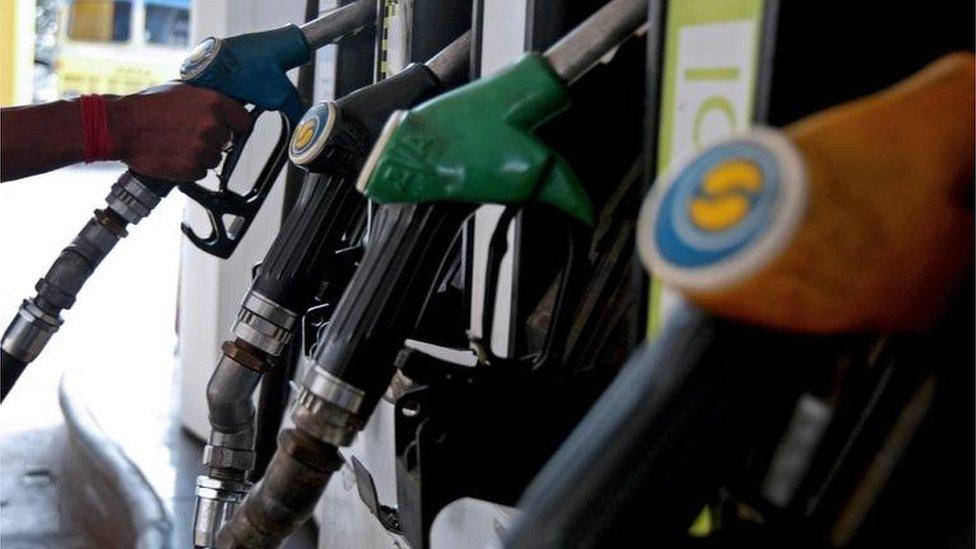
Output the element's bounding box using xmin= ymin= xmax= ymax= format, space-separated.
xmin=192 ymin=29 xmax=473 ymax=548
xmin=355 ymin=0 xmax=649 ymax=224
xmin=637 ymin=52 xmax=975 ymax=333
xmin=218 ymin=1 xmax=651 ymax=544
xmin=505 ymin=53 xmax=976 ymax=549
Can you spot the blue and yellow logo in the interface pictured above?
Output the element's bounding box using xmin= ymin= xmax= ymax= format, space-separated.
xmin=654 ymin=140 xmax=781 ymax=268
xmin=688 ymin=160 xmax=763 ymax=231
xmin=289 ymin=102 xmax=332 ymax=164
xmin=293 ymin=118 xmax=318 ymax=151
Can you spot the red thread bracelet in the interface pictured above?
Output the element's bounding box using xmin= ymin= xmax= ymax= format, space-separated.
xmin=80 ymin=95 xmax=115 ymax=163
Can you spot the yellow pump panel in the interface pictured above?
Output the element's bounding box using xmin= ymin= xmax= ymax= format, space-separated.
xmin=0 ymin=0 xmax=36 ymax=106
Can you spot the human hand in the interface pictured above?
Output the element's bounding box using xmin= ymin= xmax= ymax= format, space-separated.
xmin=107 ymin=82 xmax=254 ymax=181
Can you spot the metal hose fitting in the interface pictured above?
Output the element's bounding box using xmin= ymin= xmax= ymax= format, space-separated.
xmin=212 ymin=367 xmax=364 ymax=548
xmin=290 ymin=366 xmax=366 ymax=447
xmin=194 ymin=476 xmax=252 ymax=548
xmin=1 ymin=173 xmax=171 ymax=399
xmin=193 ymin=290 xmax=299 ymax=546
xmin=233 ymin=291 xmax=298 ymax=356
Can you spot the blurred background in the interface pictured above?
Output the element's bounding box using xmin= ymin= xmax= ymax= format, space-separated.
xmin=1 ymin=1 xmax=192 ymax=546
xmin=7 ymin=0 xmax=190 ymax=104
xmin=1 ymin=1 xmax=324 ymax=546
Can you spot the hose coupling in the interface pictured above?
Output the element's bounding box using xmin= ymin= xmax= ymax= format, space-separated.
xmin=203 ymin=444 xmax=256 ymax=473
xmin=291 ymin=367 xmax=366 ymax=447
xmin=232 ymin=291 xmax=298 ymax=356
xmin=105 ymin=172 xmax=164 ymax=225
xmin=193 ymin=476 xmax=251 ymax=548
xmin=214 ymin=430 xmax=344 ymax=548
xmin=1 ymin=299 xmax=62 ymax=363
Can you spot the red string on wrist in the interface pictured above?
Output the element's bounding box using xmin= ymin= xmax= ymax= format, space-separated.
xmin=80 ymin=95 xmax=115 ymax=163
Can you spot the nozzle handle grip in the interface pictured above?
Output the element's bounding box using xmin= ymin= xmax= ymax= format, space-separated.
xmin=309 ymin=202 xmax=474 ymax=413
xmin=252 ymin=173 xmax=364 ymax=310
xmin=175 ymin=1 xmax=375 ymax=259
xmin=179 ymin=109 xmax=292 ymax=259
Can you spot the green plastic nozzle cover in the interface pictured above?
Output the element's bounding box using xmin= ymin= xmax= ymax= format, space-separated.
xmin=360 ymin=53 xmax=594 ymax=225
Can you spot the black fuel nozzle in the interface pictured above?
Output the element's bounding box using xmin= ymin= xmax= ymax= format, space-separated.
xmin=217 ymin=201 xmax=476 ymax=548
xmin=193 ymin=31 xmax=473 ymax=547
xmin=251 ymin=28 xmax=472 ymax=314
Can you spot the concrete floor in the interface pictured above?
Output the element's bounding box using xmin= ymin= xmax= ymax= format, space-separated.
xmin=0 ymin=164 xmax=314 ymax=548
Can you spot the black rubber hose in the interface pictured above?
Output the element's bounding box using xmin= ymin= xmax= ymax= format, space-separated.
xmin=1 ymin=349 xmax=28 ymax=402
xmin=0 ymin=174 xmax=173 ymax=399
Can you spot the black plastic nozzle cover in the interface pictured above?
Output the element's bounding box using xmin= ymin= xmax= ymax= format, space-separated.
xmin=308 ymin=201 xmax=477 ymax=412
xmin=220 ymin=202 xmax=476 ymax=547
xmin=252 ymin=63 xmax=446 ymax=312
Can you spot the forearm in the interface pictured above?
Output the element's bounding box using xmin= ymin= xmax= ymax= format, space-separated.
xmin=2 ymin=83 xmax=251 ymax=182
xmin=0 ymin=98 xmax=130 ymax=182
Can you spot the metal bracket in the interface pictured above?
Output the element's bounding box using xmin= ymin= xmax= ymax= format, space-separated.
xmin=351 ymin=456 xmax=402 ymax=534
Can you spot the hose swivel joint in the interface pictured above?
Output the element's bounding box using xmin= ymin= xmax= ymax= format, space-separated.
xmin=292 ymin=367 xmax=366 ymax=447
xmin=232 ymin=291 xmax=298 ymax=356
xmin=106 ymin=172 xmax=164 ymax=225
xmin=1 ymin=299 xmax=62 ymax=363
xmin=192 ymin=476 xmax=251 ymax=548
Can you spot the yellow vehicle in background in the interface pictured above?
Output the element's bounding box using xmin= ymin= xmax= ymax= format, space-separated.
xmin=55 ymin=0 xmax=190 ymax=97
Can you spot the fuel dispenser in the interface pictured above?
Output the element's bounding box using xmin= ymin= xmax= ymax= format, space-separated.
xmin=2 ymin=0 xmax=968 ymax=547
xmin=503 ymin=2 xmax=975 ymax=547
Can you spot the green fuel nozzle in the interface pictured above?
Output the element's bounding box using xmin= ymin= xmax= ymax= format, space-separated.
xmin=357 ymin=54 xmax=592 ymax=224
xmin=356 ymin=0 xmax=648 ymax=225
